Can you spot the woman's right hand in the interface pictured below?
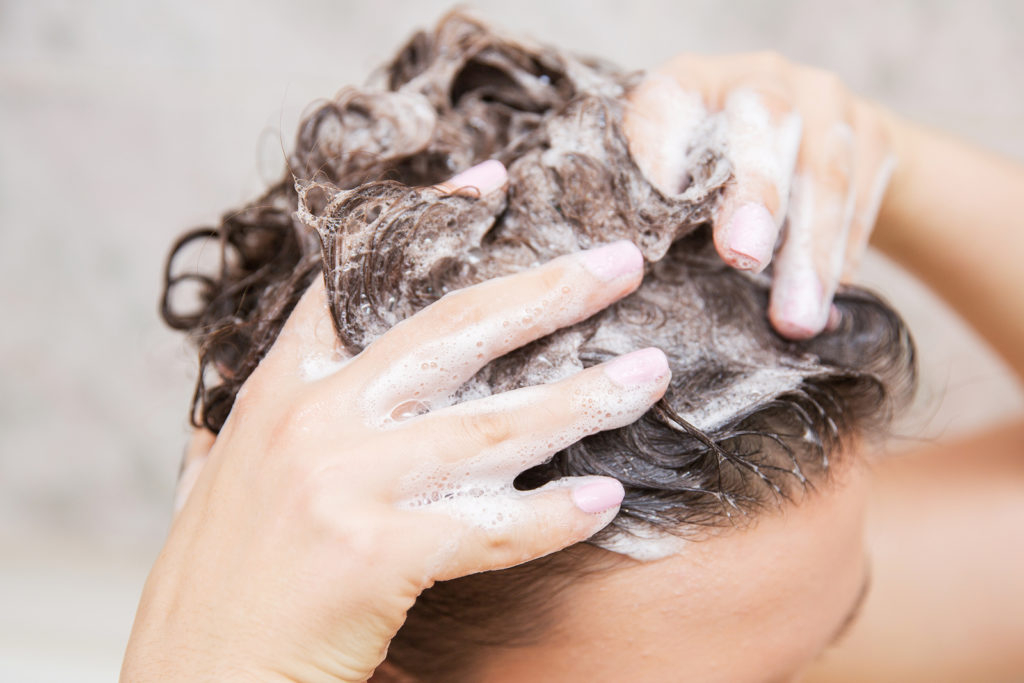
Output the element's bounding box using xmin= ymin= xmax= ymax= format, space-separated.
xmin=122 ymin=229 xmax=670 ymax=682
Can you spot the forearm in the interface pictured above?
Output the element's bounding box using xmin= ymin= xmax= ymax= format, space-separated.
xmin=873 ymin=111 xmax=1024 ymax=379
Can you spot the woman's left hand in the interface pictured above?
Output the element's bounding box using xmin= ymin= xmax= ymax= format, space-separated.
xmin=623 ymin=52 xmax=897 ymax=339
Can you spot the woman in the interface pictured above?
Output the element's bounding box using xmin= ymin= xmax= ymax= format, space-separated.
xmin=122 ymin=13 xmax=1024 ymax=682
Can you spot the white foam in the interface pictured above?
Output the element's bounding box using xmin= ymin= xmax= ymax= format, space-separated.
xmin=594 ymin=523 xmax=689 ymax=562
xmin=774 ymin=171 xmax=851 ymax=329
xmin=582 ymin=280 xmax=819 ymax=431
xmin=676 ymin=366 xmax=811 ymax=432
xmin=357 ymin=260 xmax=592 ymax=428
xmin=724 ymin=88 xmax=802 ymax=219
xmin=299 ymin=349 xmax=351 ymax=382
xmin=624 ymin=73 xmax=708 ymax=196
xmin=392 ymin=361 xmax=664 ymax=532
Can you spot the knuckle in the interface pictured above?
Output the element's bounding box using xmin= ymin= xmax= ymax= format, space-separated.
xmin=287 ymin=460 xmax=389 ymax=560
xmin=310 ymin=494 xmax=385 ymax=558
xmin=752 ymin=50 xmax=788 ymax=72
xmin=481 ymin=527 xmax=517 ymax=556
xmin=665 ymin=52 xmax=703 ymax=74
xmin=537 ymin=261 xmax=569 ymax=295
xmin=819 ymin=163 xmax=851 ymax=193
xmin=854 ymin=100 xmax=892 ymax=151
xmin=267 ymin=395 xmax=319 ymax=445
xmin=747 ymin=85 xmax=793 ymax=119
xmin=415 ymin=288 xmax=482 ymax=337
xmin=478 ymin=525 xmax=539 ymax=568
xmin=461 ymin=411 xmax=515 ymax=447
xmin=806 ymin=151 xmax=852 ymax=196
xmin=806 ymin=68 xmax=847 ymax=102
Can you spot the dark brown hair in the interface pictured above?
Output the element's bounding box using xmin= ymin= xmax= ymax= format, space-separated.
xmin=162 ymin=12 xmax=915 ymax=681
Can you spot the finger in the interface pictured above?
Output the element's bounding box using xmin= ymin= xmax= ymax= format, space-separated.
xmin=254 ymin=277 xmax=352 ymax=387
xmin=716 ymin=85 xmax=802 ymax=272
xmin=623 ymin=71 xmax=709 ymax=196
xmin=403 ymin=348 xmax=670 ymax=471
xmin=435 ymin=475 xmax=625 ymax=580
xmin=770 ymin=119 xmax=857 ymax=339
xmin=258 ymin=162 xmax=510 ymax=384
xmin=174 ymin=429 xmax=216 ymax=515
xmin=432 ymin=159 xmax=508 ymax=197
xmin=341 ymin=241 xmax=646 ymax=422
xmin=841 ymin=102 xmax=897 ymax=282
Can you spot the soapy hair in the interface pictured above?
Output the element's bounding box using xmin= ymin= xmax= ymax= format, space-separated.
xmin=161 ymin=11 xmax=915 ymax=682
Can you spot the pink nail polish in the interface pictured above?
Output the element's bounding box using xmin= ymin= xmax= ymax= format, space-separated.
xmin=580 ymin=241 xmax=644 ymax=282
xmin=825 ymin=304 xmax=842 ymax=332
xmin=726 ymin=203 xmax=776 ymax=271
xmin=572 ymin=478 xmax=625 ymax=514
xmin=775 ymin=269 xmax=826 ymax=339
xmin=444 ymin=159 xmax=508 ymax=196
xmin=603 ymin=347 xmax=669 ymax=386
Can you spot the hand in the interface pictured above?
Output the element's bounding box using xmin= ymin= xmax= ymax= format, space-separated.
xmin=123 ymin=167 xmax=670 ymax=681
xmin=168 ymin=160 xmax=516 ymax=519
xmin=623 ymin=52 xmax=897 ymax=339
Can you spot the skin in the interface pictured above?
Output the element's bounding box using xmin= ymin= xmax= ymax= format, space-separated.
xmin=484 ymin=56 xmax=1024 ymax=681
xmin=474 ymin=54 xmax=1024 ymax=682
xmin=624 ymin=52 xmax=896 ymax=339
xmin=123 ymin=51 xmax=1024 ymax=682
xmin=805 ymin=420 xmax=1024 ymax=682
xmin=479 ymin=462 xmax=870 ymax=683
xmin=122 ymin=203 xmax=672 ymax=681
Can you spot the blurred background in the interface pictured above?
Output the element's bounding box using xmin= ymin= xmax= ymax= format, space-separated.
xmin=1 ymin=0 xmax=1021 ymax=679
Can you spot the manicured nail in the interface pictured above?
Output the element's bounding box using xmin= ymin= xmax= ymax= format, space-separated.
xmin=573 ymin=478 xmax=625 ymax=514
xmin=604 ymin=347 xmax=669 ymax=386
xmin=825 ymin=304 xmax=842 ymax=332
xmin=580 ymin=240 xmax=644 ymax=282
xmin=726 ymin=203 xmax=776 ymax=272
xmin=444 ymin=159 xmax=508 ymax=196
xmin=775 ymin=268 xmax=826 ymax=339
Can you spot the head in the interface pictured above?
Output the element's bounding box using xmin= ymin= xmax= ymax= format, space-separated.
xmin=162 ymin=12 xmax=915 ymax=682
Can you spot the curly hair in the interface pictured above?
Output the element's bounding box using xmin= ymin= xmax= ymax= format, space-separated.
xmin=161 ymin=11 xmax=915 ymax=681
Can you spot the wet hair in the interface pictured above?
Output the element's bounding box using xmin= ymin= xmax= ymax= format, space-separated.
xmin=161 ymin=11 xmax=915 ymax=682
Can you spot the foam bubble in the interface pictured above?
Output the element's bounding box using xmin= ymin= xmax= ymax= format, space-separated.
xmin=299 ymin=350 xmax=351 ymax=382
xmin=594 ymin=523 xmax=689 ymax=562
xmin=725 ymin=88 xmax=802 ymax=219
xmin=624 ymin=74 xmax=708 ymax=196
xmin=392 ymin=362 xmax=663 ymax=531
xmin=357 ymin=260 xmax=593 ymax=427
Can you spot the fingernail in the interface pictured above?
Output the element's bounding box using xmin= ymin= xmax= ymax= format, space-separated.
xmin=825 ymin=304 xmax=842 ymax=332
xmin=726 ymin=203 xmax=776 ymax=271
xmin=573 ymin=478 xmax=625 ymax=514
xmin=445 ymin=159 xmax=508 ymax=196
xmin=580 ymin=240 xmax=644 ymax=282
xmin=604 ymin=347 xmax=669 ymax=386
xmin=775 ymin=269 xmax=826 ymax=339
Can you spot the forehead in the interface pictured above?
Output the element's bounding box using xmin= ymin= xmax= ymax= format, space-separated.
xmin=480 ymin=463 xmax=870 ymax=682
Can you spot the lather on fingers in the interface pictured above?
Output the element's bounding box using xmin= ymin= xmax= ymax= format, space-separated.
xmin=172 ymin=160 xmax=515 ymax=515
xmin=624 ymin=53 xmax=897 ymax=340
xmin=346 ymin=239 xmax=646 ymax=423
